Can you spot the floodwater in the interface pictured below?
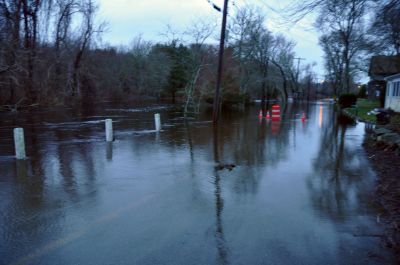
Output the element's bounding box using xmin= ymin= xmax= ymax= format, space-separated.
xmin=0 ymin=102 xmax=394 ymax=265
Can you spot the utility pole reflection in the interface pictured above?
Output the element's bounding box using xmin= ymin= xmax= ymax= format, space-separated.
xmin=213 ymin=125 xmax=228 ymax=264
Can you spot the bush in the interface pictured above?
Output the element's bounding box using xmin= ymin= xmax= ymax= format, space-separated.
xmin=223 ymin=92 xmax=250 ymax=105
xmin=357 ymin=85 xmax=367 ymax=98
xmin=390 ymin=113 xmax=400 ymax=132
xmin=339 ymin=93 xmax=357 ymax=108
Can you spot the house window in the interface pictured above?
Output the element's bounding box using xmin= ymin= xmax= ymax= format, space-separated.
xmin=392 ymin=81 xmax=400 ymax=97
xmin=396 ymin=81 xmax=400 ymax=97
xmin=392 ymin=83 xmax=395 ymax=96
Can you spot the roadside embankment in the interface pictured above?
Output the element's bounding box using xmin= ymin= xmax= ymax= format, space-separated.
xmin=343 ymin=98 xmax=400 ymax=260
xmin=364 ymin=125 xmax=400 ymax=262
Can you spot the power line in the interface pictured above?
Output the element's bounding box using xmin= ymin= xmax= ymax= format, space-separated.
xmin=254 ymin=0 xmax=281 ymax=14
xmin=206 ymin=0 xmax=222 ymax=12
xmin=236 ymin=0 xmax=317 ymax=35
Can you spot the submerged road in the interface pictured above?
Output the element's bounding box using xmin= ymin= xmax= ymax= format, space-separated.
xmin=0 ymin=102 xmax=394 ymax=264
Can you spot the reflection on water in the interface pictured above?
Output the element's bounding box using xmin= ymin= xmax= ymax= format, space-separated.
xmin=213 ymin=125 xmax=228 ymax=265
xmin=106 ymin=142 xmax=113 ymax=161
xmin=0 ymin=102 xmax=393 ymax=264
xmin=318 ymin=105 xmax=323 ymax=128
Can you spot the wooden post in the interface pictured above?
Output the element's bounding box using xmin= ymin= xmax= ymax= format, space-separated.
xmin=154 ymin=113 xmax=161 ymax=131
xmin=13 ymin=128 xmax=26 ymax=159
xmin=105 ymin=119 xmax=113 ymax=142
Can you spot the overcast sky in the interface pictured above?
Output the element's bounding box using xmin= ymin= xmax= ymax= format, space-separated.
xmin=98 ymin=0 xmax=324 ymax=79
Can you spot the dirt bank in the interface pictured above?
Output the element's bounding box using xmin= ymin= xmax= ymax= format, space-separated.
xmin=363 ymin=135 xmax=400 ymax=262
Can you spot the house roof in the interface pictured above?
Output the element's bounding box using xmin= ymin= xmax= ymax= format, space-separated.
xmin=385 ymin=73 xmax=400 ymax=81
xmin=369 ymin=55 xmax=400 ymax=77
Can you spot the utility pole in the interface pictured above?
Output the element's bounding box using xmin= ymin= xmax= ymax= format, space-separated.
xmin=294 ymin=57 xmax=305 ymax=99
xmin=212 ymin=0 xmax=229 ymax=124
xmin=294 ymin=57 xmax=305 ymax=82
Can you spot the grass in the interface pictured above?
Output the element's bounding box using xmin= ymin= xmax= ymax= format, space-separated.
xmin=344 ymin=98 xmax=380 ymax=123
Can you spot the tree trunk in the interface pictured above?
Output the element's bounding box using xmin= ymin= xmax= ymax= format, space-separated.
xmin=272 ymin=60 xmax=288 ymax=101
xmin=261 ymin=79 xmax=266 ymax=115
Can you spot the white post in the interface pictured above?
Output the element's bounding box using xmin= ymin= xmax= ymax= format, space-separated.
xmin=154 ymin=113 xmax=161 ymax=131
xmin=13 ymin=128 xmax=26 ymax=160
xmin=105 ymin=119 xmax=113 ymax=142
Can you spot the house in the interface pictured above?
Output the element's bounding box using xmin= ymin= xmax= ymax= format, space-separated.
xmin=368 ymin=55 xmax=400 ymax=105
xmin=385 ymin=73 xmax=400 ymax=112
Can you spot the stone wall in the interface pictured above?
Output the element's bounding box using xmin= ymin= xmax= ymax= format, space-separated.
xmin=371 ymin=127 xmax=400 ymax=154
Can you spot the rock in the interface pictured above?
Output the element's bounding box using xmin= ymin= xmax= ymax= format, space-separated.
xmin=374 ymin=127 xmax=393 ymax=136
xmin=225 ymin=164 xmax=236 ymax=171
xmin=380 ymin=133 xmax=400 ymax=146
xmin=215 ymin=163 xmax=236 ymax=171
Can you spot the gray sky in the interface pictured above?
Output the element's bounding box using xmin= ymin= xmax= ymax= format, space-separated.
xmin=98 ymin=0 xmax=324 ymax=79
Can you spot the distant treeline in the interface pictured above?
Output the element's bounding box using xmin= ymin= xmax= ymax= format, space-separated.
xmin=1 ymin=0 xmax=397 ymax=111
xmin=0 ymin=0 xmax=321 ymax=113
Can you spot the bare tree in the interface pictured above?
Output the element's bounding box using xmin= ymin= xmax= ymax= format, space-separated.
xmin=0 ymin=0 xmax=22 ymax=104
xmin=317 ymin=0 xmax=369 ymax=93
xmin=71 ymin=0 xmax=104 ymax=100
xmin=320 ymin=32 xmax=345 ymax=96
xmin=182 ymin=18 xmax=216 ymax=117
xmin=228 ymin=6 xmax=264 ymax=100
xmin=251 ymin=28 xmax=275 ymax=114
xmin=291 ymin=0 xmax=371 ymax=93
xmin=52 ymin=0 xmax=78 ymax=98
xmin=21 ymin=0 xmax=43 ymax=103
xmin=370 ymin=0 xmax=400 ymax=55
xmin=270 ymin=34 xmax=297 ymax=101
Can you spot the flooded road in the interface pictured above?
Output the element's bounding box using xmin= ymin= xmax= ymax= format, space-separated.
xmin=0 ymin=102 xmax=393 ymax=264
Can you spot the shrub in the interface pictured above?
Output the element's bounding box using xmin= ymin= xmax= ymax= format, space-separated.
xmin=357 ymin=85 xmax=367 ymax=98
xmin=339 ymin=93 xmax=357 ymax=108
xmin=223 ymin=92 xmax=250 ymax=105
xmin=390 ymin=113 xmax=400 ymax=132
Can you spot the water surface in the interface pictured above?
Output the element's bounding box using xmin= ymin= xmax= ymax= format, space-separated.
xmin=0 ymin=102 xmax=393 ymax=264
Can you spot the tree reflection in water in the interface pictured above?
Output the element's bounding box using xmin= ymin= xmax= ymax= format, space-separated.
xmin=308 ymin=111 xmax=375 ymax=222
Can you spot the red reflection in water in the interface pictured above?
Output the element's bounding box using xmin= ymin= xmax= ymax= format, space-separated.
xmin=319 ymin=105 xmax=324 ymax=128
xmin=271 ymin=121 xmax=280 ymax=135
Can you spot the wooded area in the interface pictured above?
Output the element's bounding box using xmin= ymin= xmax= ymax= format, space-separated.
xmin=0 ymin=0 xmax=399 ymax=112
